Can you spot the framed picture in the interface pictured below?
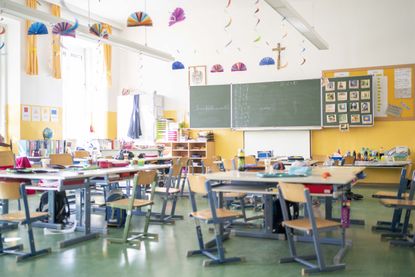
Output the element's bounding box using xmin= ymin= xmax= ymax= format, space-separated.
xmin=362 ymin=114 xmax=373 ymax=124
xmin=325 ymin=104 xmax=336 ymax=113
xmin=361 ymin=79 xmax=370 ymax=88
xmin=326 ymin=114 xmax=337 ymax=123
xmin=351 ymin=114 xmax=361 ymax=123
xmin=361 ymin=101 xmax=371 ymax=113
xmin=349 ymin=79 xmax=359 ymax=89
xmin=350 ymin=91 xmax=360 ymax=101
xmin=339 ymin=113 xmax=348 ymax=123
xmin=337 ymin=81 xmax=347 ymax=90
xmin=188 ymin=65 xmax=207 ymax=86
xmin=361 ymin=90 xmax=371 ymax=100
xmin=339 ymin=123 xmax=350 ymax=132
xmin=338 ymin=103 xmax=347 ymax=113
xmin=337 ymin=92 xmax=348 ymax=101
xmin=325 ymin=92 xmax=336 ymax=102
xmin=326 ymin=81 xmax=335 ymax=91
xmin=350 ymin=102 xmax=360 ymax=112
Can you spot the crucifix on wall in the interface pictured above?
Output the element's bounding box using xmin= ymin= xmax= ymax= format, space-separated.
xmin=272 ymin=43 xmax=288 ymax=70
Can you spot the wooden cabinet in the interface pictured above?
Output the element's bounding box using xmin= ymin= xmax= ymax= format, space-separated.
xmin=157 ymin=141 xmax=215 ymax=172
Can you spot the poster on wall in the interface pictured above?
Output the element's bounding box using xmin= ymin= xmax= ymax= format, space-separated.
xmin=50 ymin=108 xmax=58 ymax=122
xmin=22 ymin=105 xmax=30 ymax=121
xmin=394 ymin=68 xmax=412 ymax=98
xmin=41 ymin=107 xmax=50 ymax=122
xmin=32 ymin=106 xmax=41 ymax=121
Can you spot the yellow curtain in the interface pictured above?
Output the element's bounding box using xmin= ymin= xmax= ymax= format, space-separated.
xmin=51 ymin=4 xmax=61 ymax=79
xmin=102 ymin=24 xmax=112 ymax=87
xmin=25 ymin=0 xmax=38 ymax=75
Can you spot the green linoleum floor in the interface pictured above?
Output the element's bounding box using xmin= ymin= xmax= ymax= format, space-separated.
xmin=1 ymin=185 xmax=415 ymax=277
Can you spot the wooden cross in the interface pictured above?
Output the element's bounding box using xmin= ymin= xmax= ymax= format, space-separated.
xmin=272 ymin=43 xmax=288 ymax=70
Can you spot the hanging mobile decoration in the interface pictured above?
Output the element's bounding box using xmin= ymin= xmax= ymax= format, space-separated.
xmin=169 ymin=7 xmax=186 ymax=26
xmin=0 ymin=42 xmax=4 ymax=50
xmin=172 ymin=61 xmax=185 ymax=70
xmin=28 ymin=22 xmax=48 ymax=35
xmin=127 ymin=12 xmax=153 ymax=27
xmin=52 ymin=20 xmax=79 ymax=38
xmin=259 ymin=57 xmax=275 ymax=66
xmin=253 ymin=0 xmax=261 ymax=43
xmin=231 ymin=62 xmax=247 ymax=72
xmin=299 ymin=39 xmax=306 ymax=65
xmin=0 ymin=25 xmax=5 ymax=35
xmin=224 ymin=0 xmax=233 ymax=48
xmin=210 ymin=64 xmax=224 ymax=73
xmin=281 ymin=17 xmax=288 ymax=39
xmin=89 ymin=23 xmax=109 ymax=39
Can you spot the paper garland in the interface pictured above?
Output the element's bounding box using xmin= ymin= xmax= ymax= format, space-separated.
xmin=299 ymin=39 xmax=306 ymax=65
xmin=253 ymin=0 xmax=261 ymax=43
xmin=169 ymin=7 xmax=186 ymax=26
xmin=0 ymin=25 xmax=5 ymax=35
xmin=224 ymin=0 xmax=233 ymax=48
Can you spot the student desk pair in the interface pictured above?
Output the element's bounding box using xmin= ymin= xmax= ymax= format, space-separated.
xmin=203 ymin=167 xmax=365 ymax=261
xmin=0 ymin=164 xmax=169 ymax=248
xmin=353 ymin=160 xmax=411 ymax=184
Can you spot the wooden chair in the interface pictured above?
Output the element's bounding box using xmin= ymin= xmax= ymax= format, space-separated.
xmin=0 ymin=139 xmax=12 ymax=151
xmin=186 ymin=174 xmax=245 ymax=266
xmin=0 ymin=181 xmax=51 ymax=262
xmin=278 ymin=182 xmax=346 ymax=275
xmin=49 ymin=153 xmax=73 ymax=166
xmin=73 ymin=150 xmax=90 ymax=159
xmin=0 ymin=151 xmax=15 ymax=168
xmin=107 ymin=170 xmax=158 ymax=248
xmin=379 ymin=171 xmax=415 ymax=246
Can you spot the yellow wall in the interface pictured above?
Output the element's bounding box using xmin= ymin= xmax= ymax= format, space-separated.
xmin=20 ymin=105 xmax=63 ymax=140
xmin=107 ymin=111 xmax=117 ymax=139
xmin=213 ymin=129 xmax=243 ymax=159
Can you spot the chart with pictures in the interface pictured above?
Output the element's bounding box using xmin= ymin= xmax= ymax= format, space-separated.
xmin=322 ymin=75 xmax=374 ymax=127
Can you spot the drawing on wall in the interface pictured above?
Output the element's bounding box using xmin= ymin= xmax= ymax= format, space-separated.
xmin=188 ymin=65 xmax=207 ymax=86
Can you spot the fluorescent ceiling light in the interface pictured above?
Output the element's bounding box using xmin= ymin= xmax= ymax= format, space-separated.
xmin=0 ymin=0 xmax=174 ymax=61
xmin=265 ymin=0 xmax=329 ymax=50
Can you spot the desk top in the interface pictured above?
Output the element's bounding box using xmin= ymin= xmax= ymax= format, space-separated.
xmin=204 ymin=167 xmax=365 ymax=186
xmin=353 ymin=160 xmax=411 ymax=167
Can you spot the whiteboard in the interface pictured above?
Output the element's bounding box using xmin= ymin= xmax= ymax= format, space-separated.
xmin=244 ymin=130 xmax=311 ymax=159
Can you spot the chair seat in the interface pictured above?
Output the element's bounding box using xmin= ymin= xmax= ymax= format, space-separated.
xmin=108 ymin=199 xmax=153 ymax=209
xmin=283 ymin=218 xmax=341 ymax=232
xmin=0 ymin=211 xmax=48 ymax=222
xmin=380 ymin=199 xmax=415 ymax=209
xmin=373 ymin=191 xmax=409 ymax=199
xmin=190 ymin=208 xmax=242 ymax=221
xmin=154 ymin=187 xmax=181 ymax=194
xmin=223 ymin=192 xmax=247 ymax=198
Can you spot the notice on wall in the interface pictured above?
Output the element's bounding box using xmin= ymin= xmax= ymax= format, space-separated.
xmin=334 ymin=72 xmax=350 ymax=77
xmin=386 ymin=104 xmax=403 ymax=117
xmin=50 ymin=108 xmax=58 ymax=122
xmin=373 ymin=75 xmax=388 ymax=117
xmin=394 ymin=68 xmax=412 ymax=98
xmin=41 ymin=107 xmax=50 ymax=122
xmin=22 ymin=105 xmax=30 ymax=121
xmin=31 ymin=106 xmax=41 ymax=121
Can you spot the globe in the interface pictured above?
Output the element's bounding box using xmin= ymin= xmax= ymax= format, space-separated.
xmin=43 ymin=128 xmax=53 ymax=140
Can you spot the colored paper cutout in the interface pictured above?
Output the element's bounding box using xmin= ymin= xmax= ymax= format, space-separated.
xmin=259 ymin=57 xmax=275 ymax=66
xmin=52 ymin=20 xmax=79 ymax=37
xmin=210 ymin=64 xmax=224 ymax=73
xmin=0 ymin=26 xmax=5 ymax=35
xmin=231 ymin=62 xmax=247 ymax=72
xmin=127 ymin=12 xmax=153 ymax=27
xmin=0 ymin=42 xmax=4 ymax=50
xmin=28 ymin=22 xmax=48 ymax=35
xmin=172 ymin=61 xmax=185 ymax=70
xmin=89 ymin=23 xmax=109 ymax=39
xmin=169 ymin=7 xmax=186 ymax=26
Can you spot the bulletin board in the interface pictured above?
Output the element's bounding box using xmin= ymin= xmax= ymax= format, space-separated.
xmin=322 ymin=75 xmax=374 ymax=127
xmin=323 ymin=64 xmax=415 ymax=121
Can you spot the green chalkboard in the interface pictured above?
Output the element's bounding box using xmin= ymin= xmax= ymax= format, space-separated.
xmin=232 ymin=79 xmax=321 ymax=128
xmin=190 ymin=85 xmax=231 ymax=128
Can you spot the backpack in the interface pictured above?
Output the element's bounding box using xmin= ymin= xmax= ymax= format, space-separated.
xmin=105 ymin=189 xmax=128 ymax=228
xmin=36 ymin=191 xmax=71 ymax=224
xmin=272 ymin=196 xmax=299 ymax=233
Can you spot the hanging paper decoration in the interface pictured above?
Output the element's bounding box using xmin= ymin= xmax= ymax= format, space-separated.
xmin=127 ymin=12 xmax=153 ymax=27
xmin=224 ymin=0 xmax=233 ymax=48
xmin=52 ymin=20 xmax=79 ymax=37
xmin=89 ymin=23 xmax=109 ymax=39
xmin=172 ymin=61 xmax=185 ymax=70
xmin=281 ymin=17 xmax=288 ymax=39
xmin=259 ymin=57 xmax=275 ymax=66
xmin=253 ymin=0 xmax=261 ymax=43
xmin=210 ymin=64 xmax=224 ymax=73
xmin=0 ymin=42 xmax=4 ymax=50
xmin=0 ymin=25 xmax=5 ymax=35
xmin=169 ymin=7 xmax=186 ymax=26
xmin=28 ymin=22 xmax=48 ymax=35
xmin=231 ymin=62 xmax=247 ymax=72
xmin=299 ymin=39 xmax=306 ymax=65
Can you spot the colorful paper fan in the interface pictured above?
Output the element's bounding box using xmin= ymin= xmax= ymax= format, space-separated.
xmin=259 ymin=57 xmax=275 ymax=66
xmin=172 ymin=61 xmax=185 ymax=70
xmin=28 ymin=22 xmax=48 ymax=35
xmin=52 ymin=20 xmax=79 ymax=37
xmin=210 ymin=64 xmax=224 ymax=73
xmin=169 ymin=7 xmax=186 ymax=26
xmin=0 ymin=25 xmax=5 ymax=35
xmin=127 ymin=12 xmax=153 ymax=27
xmin=89 ymin=23 xmax=109 ymax=39
xmin=231 ymin=62 xmax=247 ymax=72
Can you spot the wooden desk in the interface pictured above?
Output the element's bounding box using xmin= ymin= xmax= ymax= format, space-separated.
xmin=351 ymin=160 xmax=411 ymax=184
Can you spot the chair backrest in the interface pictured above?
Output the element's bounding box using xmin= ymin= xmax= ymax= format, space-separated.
xmin=179 ymin=157 xmax=189 ymax=167
xmin=73 ymin=150 xmax=90 ymax=159
xmin=222 ymin=158 xmax=235 ymax=171
xmin=137 ymin=170 xmax=157 ymax=185
xmin=171 ymin=163 xmax=182 ymax=177
xmin=188 ymin=174 xmax=207 ymax=195
xmin=278 ymin=182 xmax=307 ymax=204
xmin=0 ymin=181 xmax=21 ymax=200
xmin=0 ymin=151 xmax=15 ymax=167
xmin=50 ymin=153 xmax=73 ymax=166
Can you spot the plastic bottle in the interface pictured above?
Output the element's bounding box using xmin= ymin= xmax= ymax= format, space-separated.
xmin=237 ymin=148 xmax=245 ymax=171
